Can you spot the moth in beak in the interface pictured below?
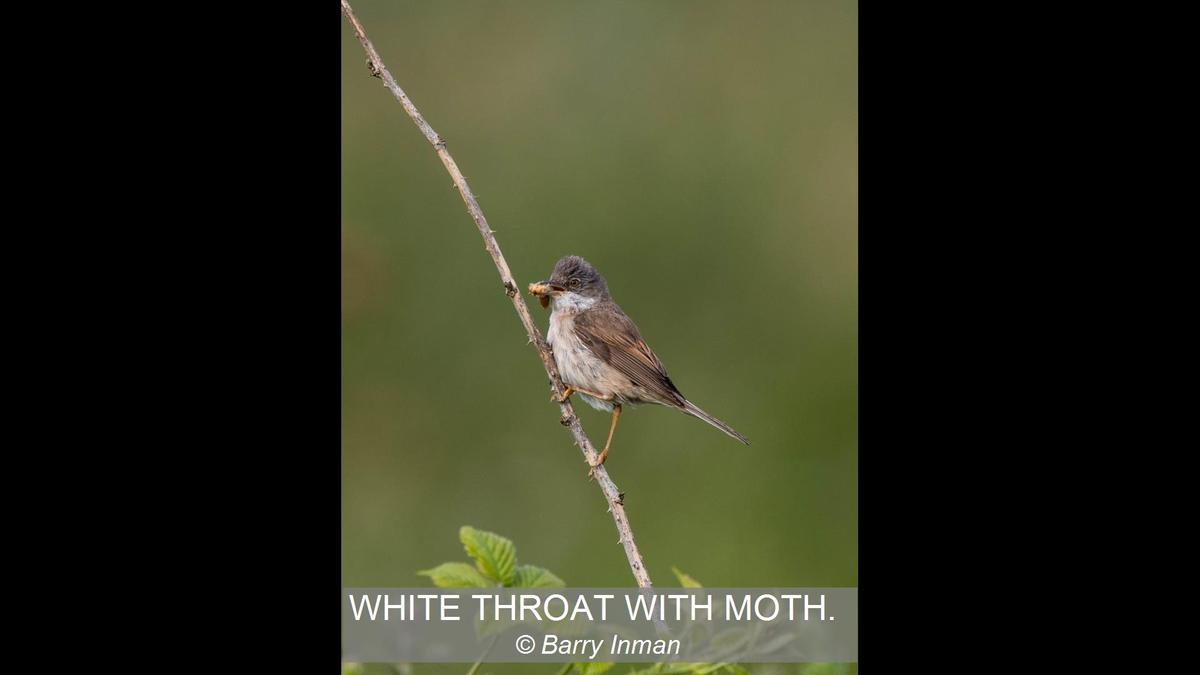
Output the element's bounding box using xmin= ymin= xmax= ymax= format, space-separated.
xmin=528 ymin=280 xmax=564 ymax=308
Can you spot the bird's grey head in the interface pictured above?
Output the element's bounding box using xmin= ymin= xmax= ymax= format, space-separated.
xmin=530 ymin=255 xmax=611 ymax=311
xmin=549 ymin=255 xmax=609 ymax=297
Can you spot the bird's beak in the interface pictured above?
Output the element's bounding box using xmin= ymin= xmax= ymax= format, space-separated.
xmin=528 ymin=280 xmax=564 ymax=308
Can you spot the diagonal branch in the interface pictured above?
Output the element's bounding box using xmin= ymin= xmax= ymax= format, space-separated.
xmin=341 ymin=0 xmax=653 ymax=588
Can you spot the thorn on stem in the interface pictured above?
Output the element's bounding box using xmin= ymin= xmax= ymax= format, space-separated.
xmin=503 ymin=281 xmax=517 ymax=298
xmin=617 ymin=492 xmax=626 ymax=505
xmin=366 ymin=59 xmax=382 ymax=78
xmin=559 ymin=414 xmax=573 ymax=426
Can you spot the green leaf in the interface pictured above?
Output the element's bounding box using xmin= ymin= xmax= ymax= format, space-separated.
xmin=460 ymin=526 xmax=517 ymax=585
xmin=671 ymin=566 xmax=703 ymax=588
xmin=753 ymin=629 xmax=798 ymax=655
xmin=801 ymin=665 xmax=851 ymax=675
xmin=512 ymin=564 xmax=566 ymax=588
xmin=641 ymin=665 xmax=718 ymax=675
xmin=417 ymin=562 xmax=493 ymax=588
xmin=574 ymin=663 xmax=614 ymax=675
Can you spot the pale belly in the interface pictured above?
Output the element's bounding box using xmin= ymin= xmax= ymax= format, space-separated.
xmin=547 ymin=310 xmax=625 ymax=412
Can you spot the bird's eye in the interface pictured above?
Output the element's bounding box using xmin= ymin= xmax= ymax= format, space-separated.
xmin=568 ymin=278 xmax=581 ymax=289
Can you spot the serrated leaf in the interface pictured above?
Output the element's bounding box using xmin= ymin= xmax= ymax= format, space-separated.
xmin=512 ymin=564 xmax=566 ymax=588
xmin=417 ymin=562 xmax=493 ymax=588
xmin=671 ymin=566 xmax=703 ymax=588
xmin=460 ymin=526 xmax=516 ymax=585
xmin=575 ymin=662 xmax=614 ymax=675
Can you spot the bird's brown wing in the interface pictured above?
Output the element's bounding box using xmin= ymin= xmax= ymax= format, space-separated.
xmin=572 ymin=303 xmax=686 ymax=407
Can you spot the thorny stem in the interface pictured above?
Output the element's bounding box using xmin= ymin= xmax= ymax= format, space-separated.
xmin=464 ymin=634 xmax=499 ymax=675
xmin=341 ymin=0 xmax=653 ymax=589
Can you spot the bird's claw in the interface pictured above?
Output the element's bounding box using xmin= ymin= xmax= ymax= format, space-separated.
xmin=586 ymin=448 xmax=609 ymax=480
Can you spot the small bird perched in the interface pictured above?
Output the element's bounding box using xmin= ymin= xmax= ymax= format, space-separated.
xmin=529 ymin=255 xmax=749 ymax=471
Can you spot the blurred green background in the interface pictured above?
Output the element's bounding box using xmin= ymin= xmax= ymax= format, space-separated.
xmin=343 ymin=0 xmax=856 ymax=602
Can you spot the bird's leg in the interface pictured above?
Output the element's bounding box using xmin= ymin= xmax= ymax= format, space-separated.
xmin=595 ymin=403 xmax=624 ymax=468
xmin=553 ymin=385 xmax=611 ymax=403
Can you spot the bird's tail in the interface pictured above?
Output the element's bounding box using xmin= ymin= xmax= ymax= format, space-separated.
xmin=681 ymin=400 xmax=750 ymax=445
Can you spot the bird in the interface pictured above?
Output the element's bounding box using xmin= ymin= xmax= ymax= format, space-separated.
xmin=528 ymin=255 xmax=749 ymax=472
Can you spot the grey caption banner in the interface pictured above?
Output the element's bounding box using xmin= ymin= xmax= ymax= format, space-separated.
xmin=343 ymin=588 xmax=857 ymax=663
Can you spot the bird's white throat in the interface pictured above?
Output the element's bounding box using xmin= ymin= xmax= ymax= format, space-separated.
xmin=551 ymin=291 xmax=598 ymax=314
